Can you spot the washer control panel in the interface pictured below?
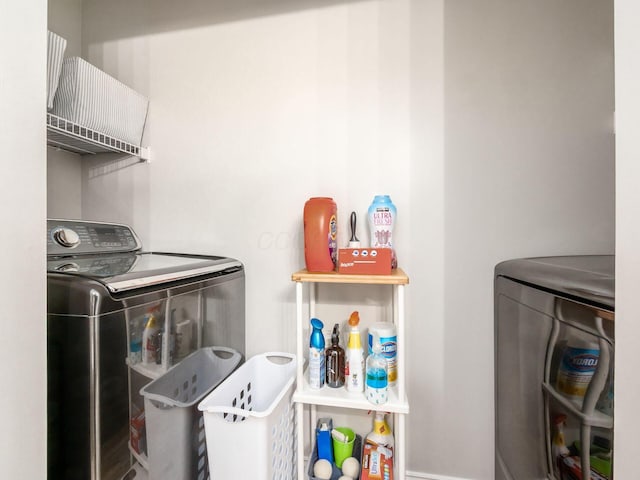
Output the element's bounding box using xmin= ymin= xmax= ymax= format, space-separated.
xmin=47 ymin=219 xmax=141 ymax=256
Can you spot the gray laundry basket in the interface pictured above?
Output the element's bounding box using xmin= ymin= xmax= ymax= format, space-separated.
xmin=140 ymin=346 xmax=242 ymax=480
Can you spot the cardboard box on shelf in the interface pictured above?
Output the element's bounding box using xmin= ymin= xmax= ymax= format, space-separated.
xmin=130 ymin=410 xmax=146 ymax=455
xmin=337 ymin=248 xmax=392 ymax=275
xmin=360 ymin=442 xmax=393 ymax=480
xmin=560 ymin=456 xmax=609 ymax=480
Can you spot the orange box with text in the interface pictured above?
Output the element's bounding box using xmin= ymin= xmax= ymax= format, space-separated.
xmin=337 ymin=248 xmax=392 ymax=275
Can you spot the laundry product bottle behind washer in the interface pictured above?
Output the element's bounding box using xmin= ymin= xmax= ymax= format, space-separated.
xmin=142 ymin=306 xmax=161 ymax=365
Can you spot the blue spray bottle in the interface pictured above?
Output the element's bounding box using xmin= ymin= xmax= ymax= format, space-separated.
xmin=309 ymin=318 xmax=326 ymax=389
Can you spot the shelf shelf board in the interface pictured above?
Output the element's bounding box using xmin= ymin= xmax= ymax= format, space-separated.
xmin=47 ymin=113 xmax=150 ymax=161
xmin=128 ymin=442 xmax=149 ymax=470
xmin=294 ymin=370 xmax=409 ymax=414
xmin=128 ymin=360 xmax=164 ymax=380
xmin=121 ymin=462 xmax=148 ymax=480
xmin=291 ymin=268 xmax=409 ymax=285
xmin=542 ymin=382 xmax=613 ymax=429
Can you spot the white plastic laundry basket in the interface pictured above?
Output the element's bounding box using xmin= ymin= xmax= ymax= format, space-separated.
xmin=198 ymin=352 xmax=297 ymax=480
xmin=140 ymin=346 xmax=242 ymax=480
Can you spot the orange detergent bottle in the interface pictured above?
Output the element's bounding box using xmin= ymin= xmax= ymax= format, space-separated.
xmin=303 ymin=197 xmax=338 ymax=272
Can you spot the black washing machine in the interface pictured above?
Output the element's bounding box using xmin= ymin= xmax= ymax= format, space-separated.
xmin=47 ymin=219 xmax=245 ymax=480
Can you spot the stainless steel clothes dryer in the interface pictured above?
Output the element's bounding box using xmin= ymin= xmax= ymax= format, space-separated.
xmin=47 ymin=219 xmax=245 ymax=480
xmin=495 ymin=255 xmax=614 ymax=480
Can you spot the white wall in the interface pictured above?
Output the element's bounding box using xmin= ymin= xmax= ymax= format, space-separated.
xmin=614 ymin=1 xmax=640 ymax=478
xmin=0 ymin=1 xmax=47 ymax=478
xmin=443 ymin=1 xmax=614 ymax=478
xmin=48 ymin=0 xmax=83 ymax=219
xmin=45 ymin=0 xmax=614 ymax=478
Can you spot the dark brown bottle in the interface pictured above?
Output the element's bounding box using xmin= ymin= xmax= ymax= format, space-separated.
xmin=326 ymin=323 xmax=345 ymax=388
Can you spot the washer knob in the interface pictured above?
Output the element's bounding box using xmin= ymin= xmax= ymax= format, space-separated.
xmin=53 ymin=227 xmax=80 ymax=248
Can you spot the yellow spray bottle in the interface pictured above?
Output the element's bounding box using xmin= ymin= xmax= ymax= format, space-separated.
xmin=345 ymin=311 xmax=364 ymax=393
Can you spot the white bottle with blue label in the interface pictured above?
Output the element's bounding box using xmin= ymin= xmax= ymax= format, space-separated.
xmin=368 ymin=322 xmax=397 ymax=387
xmin=309 ymin=318 xmax=326 ymax=389
xmin=368 ymin=195 xmax=397 ymax=269
xmin=556 ymin=335 xmax=600 ymax=401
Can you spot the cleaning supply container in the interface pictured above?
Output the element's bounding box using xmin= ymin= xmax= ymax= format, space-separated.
xmin=345 ymin=311 xmax=364 ymax=393
xmin=367 ymin=195 xmax=397 ymax=269
xmin=139 ymin=346 xmax=242 ymax=480
xmin=368 ymin=322 xmax=397 ymax=386
xmin=308 ymin=434 xmax=363 ymax=480
xmin=304 ymin=197 xmax=338 ymax=272
xmin=198 ymin=352 xmax=297 ymax=480
xmin=309 ymin=318 xmax=326 ymax=389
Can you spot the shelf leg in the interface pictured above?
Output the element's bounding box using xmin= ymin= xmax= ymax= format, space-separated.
xmin=310 ymin=282 xmax=316 ymax=319
xmin=397 ymin=412 xmax=406 ymax=480
xmin=580 ymin=423 xmax=591 ymax=480
xmin=296 ymin=402 xmax=305 ymax=480
xmin=296 ymin=282 xmax=304 ymax=391
xmin=396 ymin=284 xmax=406 ymax=402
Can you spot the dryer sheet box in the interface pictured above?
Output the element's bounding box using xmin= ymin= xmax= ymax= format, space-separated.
xmin=337 ymin=248 xmax=392 ymax=275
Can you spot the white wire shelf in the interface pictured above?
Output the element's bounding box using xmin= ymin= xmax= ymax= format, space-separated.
xmin=542 ymin=382 xmax=613 ymax=429
xmin=47 ymin=113 xmax=150 ymax=161
xmin=127 ymin=441 xmax=149 ymax=471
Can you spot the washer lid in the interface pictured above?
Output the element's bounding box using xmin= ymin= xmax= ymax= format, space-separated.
xmin=495 ymin=255 xmax=614 ymax=309
xmin=47 ymin=252 xmax=243 ymax=293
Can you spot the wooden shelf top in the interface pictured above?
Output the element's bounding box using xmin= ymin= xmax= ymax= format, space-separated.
xmin=291 ymin=268 xmax=409 ymax=285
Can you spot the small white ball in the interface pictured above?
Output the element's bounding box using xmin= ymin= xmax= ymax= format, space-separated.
xmin=341 ymin=456 xmax=360 ymax=478
xmin=313 ymin=459 xmax=333 ymax=479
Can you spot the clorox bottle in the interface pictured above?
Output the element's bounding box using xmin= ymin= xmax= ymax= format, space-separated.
xmin=556 ymin=335 xmax=600 ymax=401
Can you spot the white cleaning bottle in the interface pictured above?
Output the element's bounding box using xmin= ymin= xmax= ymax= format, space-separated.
xmin=366 ymin=411 xmax=395 ymax=448
xmin=141 ymin=306 xmax=160 ymax=365
xmin=551 ymin=414 xmax=570 ymax=460
xmin=556 ymin=335 xmax=600 ymax=401
xmin=345 ymin=311 xmax=364 ymax=393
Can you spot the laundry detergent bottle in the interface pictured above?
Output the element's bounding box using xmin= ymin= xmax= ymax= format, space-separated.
xmin=304 ymin=197 xmax=338 ymax=272
xmin=368 ymin=195 xmax=397 ymax=268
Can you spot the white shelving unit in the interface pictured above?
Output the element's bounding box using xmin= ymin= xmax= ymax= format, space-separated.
xmin=47 ymin=113 xmax=150 ymax=161
xmin=292 ymin=268 xmax=410 ymax=480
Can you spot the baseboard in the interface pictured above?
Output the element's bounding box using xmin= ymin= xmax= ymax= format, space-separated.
xmin=406 ymin=471 xmax=473 ymax=480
